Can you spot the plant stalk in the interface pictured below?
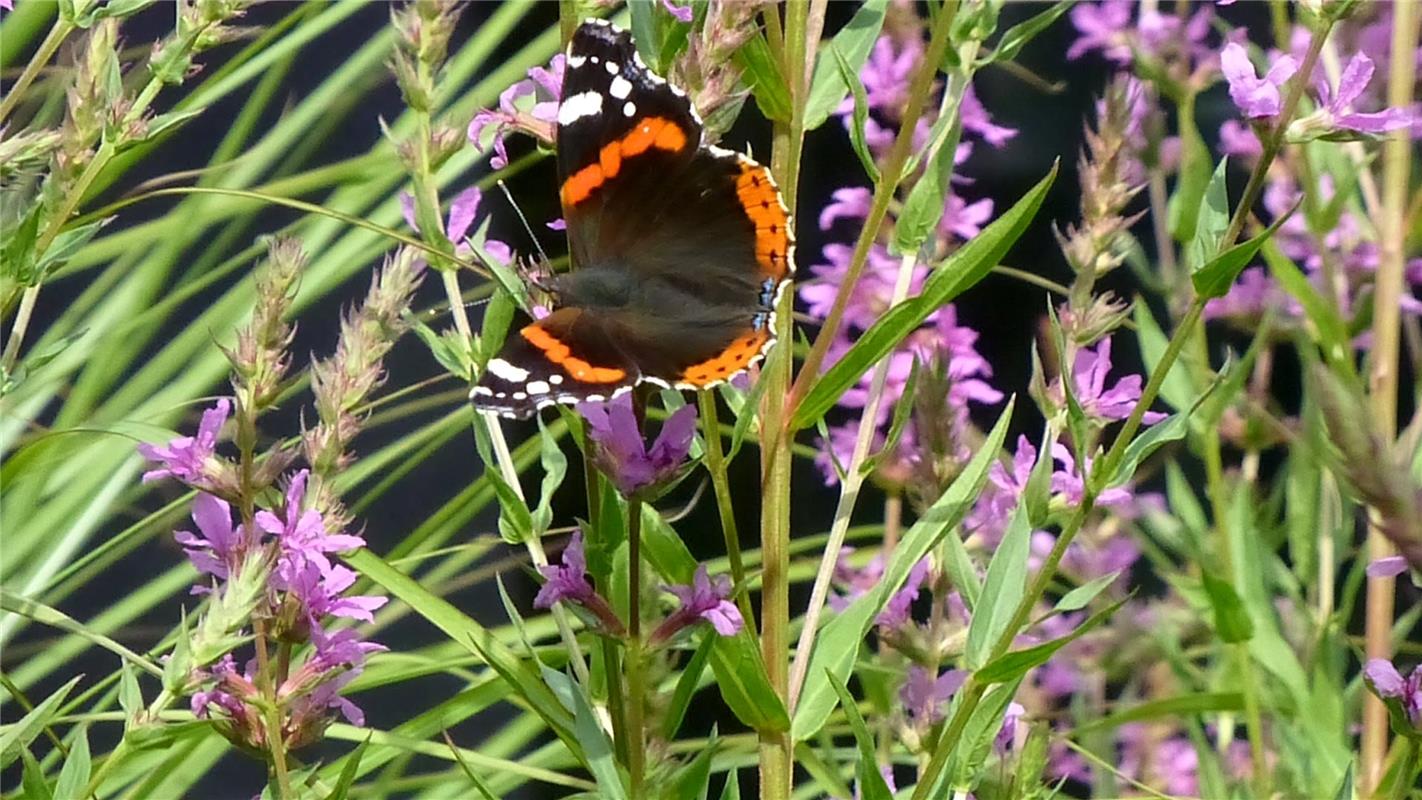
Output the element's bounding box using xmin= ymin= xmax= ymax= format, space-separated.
xmin=1362 ymin=0 xmax=1419 ymax=791
xmin=698 ymin=389 xmax=756 ymax=634
xmin=0 ymin=17 xmax=75 ymax=125
xmin=626 ymin=497 xmax=646 ymax=797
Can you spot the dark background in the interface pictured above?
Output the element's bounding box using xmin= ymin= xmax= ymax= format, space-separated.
xmin=7 ymin=2 xmax=1301 ymax=797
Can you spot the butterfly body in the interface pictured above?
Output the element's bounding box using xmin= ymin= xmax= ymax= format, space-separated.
xmin=471 ymin=19 xmax=793 ymax=417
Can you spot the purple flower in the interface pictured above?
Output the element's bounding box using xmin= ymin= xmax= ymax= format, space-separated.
xmin=818 ymin=187 xmax=871 ymax=230
xmin=1220 ymin=42 xmax=1298 ymax=119
xmin=174 ymin=493 xmax=246 ymax=590
xmin=939 ymin=193 xmax=994 ymax=242
xmin=830 ymin=547 xmax=886 ymax=611
xmin=849 ymin=35 xmax=921 ymax=116
xmin=469 ymin=54 xmax=565 ymax=169
xmin=660 ymin=0 xmax=692 ymax=23
xmin=1067 ymin=1 xmax=1134 ymax=64
xmin=653 ymin=564 xmax=744 ymax=642
xmin=1055 ymin=337 xmax=1166 ymax=425
xmin=258 ymin=471 xmax=366 ymax=578
xmin=534 ymin=531 xmax=596 ymax=609
xmin=282 ymin=560 xmax=388 ymax=624
xmin=901 ymin=665 xmax=966 ymax=724
xmin=1311 ymin=52 xmax=1415 ymax=134
xmin=1366 ymin=555 xmax=1409 ymax=578
xmin=876 ymin=558 xmax=929 ymax=630
xmin=995 ymin=702 xmax=1026 ymax=753
xmin=400 ymin=186 xmax=511 ymax=265
xmin=138 ymin=398 xmax=230 ymax=483
xmin=1218 ymin=119 xmax=1263 ymax=159
xmin=580 ymin=396 xmax=697 ymax=498
xmin=1364 ymin=659 xmax=1422 ymax=728
xmin=1051 ymin=444 xmax=1133 ymax=508
xmin=960 ymin=87 xmax=1016 ymax=149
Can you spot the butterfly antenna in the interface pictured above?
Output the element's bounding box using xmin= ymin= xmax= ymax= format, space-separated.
xmin=497 ymin=179 xmax=553 ymax=267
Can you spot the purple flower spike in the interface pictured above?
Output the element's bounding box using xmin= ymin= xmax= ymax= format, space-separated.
xmin=1315 ymin=52 xmax=1415 ymax=134
xmin=660 ymin=0 xmax=692 ymax=23
xmin=1220 ymin=42 xmax=1298 ymax=119
xmin=1363 ymin=658 xmax=1422 ymax=729
xmin=174 ymin=493 xmax=244 ymax=590
xmin=259 ymin=471 xmax=366 ymax=579
xmin=1060 ymin=337 xmax=1167 ymax=425
xmin=901 ymin=665 xmax=966 ymax=724
xmin=654 ymin=564 xmax=744 ymax=642
xmin=580 ymin=396 xmax=697 ymax=498
xmin=399 ymin=186 xmax=511 ymax=266
xmin=876 ymin=558 xmax=930 ymax=630
xmin=534 ymin=531 xmax=596 ymax=609
xmin=138 ymin=398 xmax=231 ymax=484
xmin=1067 ymin=1 xmax=1134 ymax=64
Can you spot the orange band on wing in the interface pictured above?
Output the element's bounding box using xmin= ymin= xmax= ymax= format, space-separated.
xmin=679 ymin=329 xmax=770 ymax=387
xmin=734 ymin=162 xmax=791 ymax=280
xmin=560 ymin=116 xmax=689 ymax=207
xmin=521 ymin=323 xmax=627 ymax=384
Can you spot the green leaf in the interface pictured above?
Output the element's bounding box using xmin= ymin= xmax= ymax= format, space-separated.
xmin=119 ymin=661 xmax=142 ymax=720
xmin=1191 ymin=201 xmax=1298 ymax=300
xmin=804 ymin=0 xmax=888 ymax=130
xmin=1102 ymin=408 xmax=1189 ymax=489
xmin=1071 ymin=692 xmax=1245 ymax=735
xmin=981 ymin=0 xmax=1072 ymax=64
xmin=640 ymin=508 xmax=789 ymax=733
xmin=0 ymin=589 xmax=163 ymax=677
xmin=827 ymin=672 xmax=894 ymax=800
xmin=1167 ymin=92 xmax=1210 ymax=243
xmin=1200 ymin=571 xmax=1254 ymax=643
xmin=571 ymin=673 xmax=629 ymax=800
xmin=733 ymin=31 xmax=791 ymax=123
xmin=975 ymin=597 xmax=1127 ymax=684
xmin=673 ymin=727 xmax=717 ymax=800
xmin=323 ymin=737 xmax=370 ymax=800
xmin=1022 ymin=427 xmax=1056 ymax=528
xmin=793 ymin=165 xmax=1056 ymax=429
xmin=1331 ymin=765 xmax=1353 ymax=800
xmin=830 ymin=44 xmax=880 ymax=183
xmin=892 ymin=102 xmax=962 ymax=255
xmin=719 ymin=769 xmax=741 ymax=800
xmin=629 ymin=0 xmax=662 ymax=72
xmin=945 ymin=677 xmax=1024 ymax=789
xmin=162 ymin=609 xmax=193 ymax=693
xmin=530 ymin=416 xmax=569 ymax=537
xmin=791 ymin=400 xmax=1014 ymax=740
xmin=1185 ymin=157 xmax=1230 ymax=270
xmin=54 ymin=726 xmax=91 ymax=800
xmin=478 ymin=286 xmax=515 ymax=371
xmin=19 ymin=745 xmax=53 ymax=800
xmin=0 ymin=675 xmax=82 ymax=770
xmin=963 ymin=503 xmax=1029 ymax=670
xmin=471 ymin=412 xmax=534 ymax=543
xmin=1053 ymin=571 xmax=1123 ymax=614
xmin=1134 ymin=301 xmax=1195 ymax=412
xmin=443 ymin=732 xmax=499 ymax=800
xmin=661 ymin=631 xmax=716 ymax=739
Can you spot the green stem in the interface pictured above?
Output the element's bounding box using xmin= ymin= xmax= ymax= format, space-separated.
xmin=1364 ymin=0 xmax=1420 ymax=788
xmin=697 ymin=390 xmax=756 ymax=635
xmin=0 ymin=17 xmax=75 ymax=125
xmin=626 ymin=497 xmax=646 ymax=797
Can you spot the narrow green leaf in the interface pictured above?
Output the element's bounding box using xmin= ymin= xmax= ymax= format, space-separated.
xmin=1200 ymin=571 xmax=1254 ymax=643
xmin=628 ymin=0 xmax=662 ymax=72
xmin=443 ymin=732 xmax=499 ymax=800
xmin=804 ymin=0 xmax=889 ymax=130
xmin=1167 ymin=93 xmax=1210 ymax=243
xmin=1053 ymin=571 xmax=1123 ymax=614
xmin=793 ymin=165 xmax=1056 ymax=430
xmin=673 ymin=727 xmax=717 ymax=800
xmin=981 ymin=0 xmax=1072 ymax=64
xmin=1134 ymin=301 xmax=1195 ymax=412
xmin=1186 ymin=157 xmax=1230 ymax=270
xmin=733 ymin=31 xmax=791 ymax=123
xmin=719 ymin=769 xmax=741 ymax=800
xmin=792 ymin=400 xmax=1014 ymax=740
xmin=945 ymin=678 xmax=1024 ymax=789
xmin=1103 ymin=408 xmax=1189 ymax=489
xmin=531 ymin=416 xmax=569 ymax=537
xmin=830 ymin=44 xmax=880 ymax=183
xmin=1072 ymin=692 xmax=1245 ymax=735
xmin=324 ymin=737 xmax=371 ymax=800
xmin=827 ymin=672 xmax=894 ymax=800
xmin=1022 ymin=427 xmax=1057 ymax=528
xmin=118 ymin=660 xmax=142 ymax=720
xmin=571 ymin=674 xmax=629 ymax=800
xmin=1261 ymin=239 xmax=1353 ymax=374
xmin=19 ymin=745 xmax=54 ymax=800
xmin=53 ymin=726 xmax=91 ymax=800
xmin=1 ymin=588 xmax=164 ymax=677
xmin=975 ymin=597 xmax=1127 ymax=684
xmin=963 ymin=503 xmax=1029 ymax=670
xmin=662 ymin=632 xmax=716 ymax=739
xmin=0 ymin=675 xmax=81 ymax=770
xmin=471 ymin=413 xmax=534 ymax=543
xmin=1191 ymin=201 xmax=1297 ymax=300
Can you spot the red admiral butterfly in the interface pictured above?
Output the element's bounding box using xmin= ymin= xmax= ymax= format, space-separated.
xmin=470 ymin=19 xmax=795 ymax=418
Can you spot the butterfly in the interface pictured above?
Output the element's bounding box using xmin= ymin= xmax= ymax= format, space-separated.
xmin=470 ymin=19 xmax=795 ymax=418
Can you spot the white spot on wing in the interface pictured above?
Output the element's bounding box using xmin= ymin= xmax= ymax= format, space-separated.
xmin=566 ymin=54 xmax=587 ymax=68
xmin=487 ymin=358 xmax=530 ymax=382
xmin=623 ymin=101 xmax=637 ymax=116
xmin=609 ymin=76 xmax=633 ymax=99
xmin=605 ymin=60 xmax=619 ymax=75
xmin=526 ymin=380 xmax=551 ymax=395
xmin=549 ymin=374 xmax=564 ymax=385
xmin=558 ymin=91 xmax=604 ymax=125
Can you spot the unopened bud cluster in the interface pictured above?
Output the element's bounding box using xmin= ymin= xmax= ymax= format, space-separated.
xmin=390 ymin=0 xmax=459 ymax=113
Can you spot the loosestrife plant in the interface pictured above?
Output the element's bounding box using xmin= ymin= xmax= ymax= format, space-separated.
xmin=3 ymin=1 xmax=1421 ymax=799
